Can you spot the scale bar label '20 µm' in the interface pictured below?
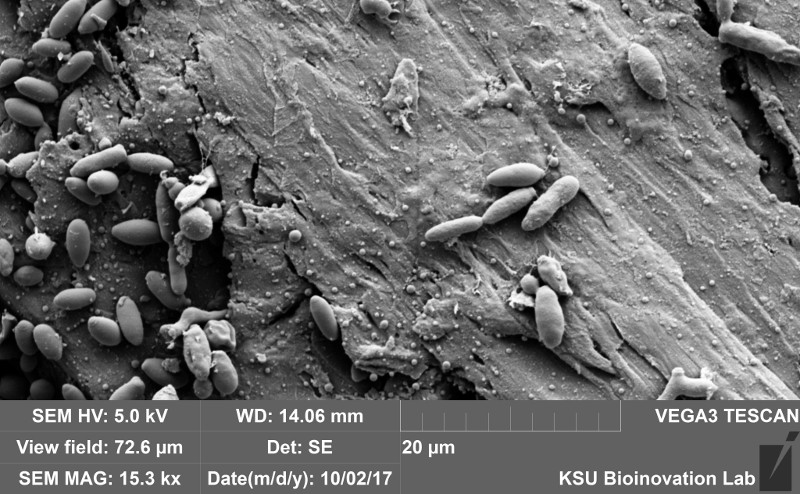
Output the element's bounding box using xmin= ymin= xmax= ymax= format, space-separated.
xmin=0 ymin=401 xmax=798 ymax=493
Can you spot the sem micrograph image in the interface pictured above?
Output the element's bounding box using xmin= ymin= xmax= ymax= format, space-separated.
xmin=0 ymin=0 xmax=799 ymax=400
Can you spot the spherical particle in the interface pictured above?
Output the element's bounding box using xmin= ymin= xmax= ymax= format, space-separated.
xmin=25 ymin=232 xmax=55 ymax=260
xmin=86 ymin=169 xmax=119 ymax=195
xmin=179 ymin=207 xmax=213 ymax=241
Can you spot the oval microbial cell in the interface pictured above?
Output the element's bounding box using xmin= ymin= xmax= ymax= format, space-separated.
xmin=30 ymin=379 xmax=56 ymax=399
xmin=11 ymin=179 xmax=37 ymax=203
xmin=0 ymin=58 xmax=24 ymax=88
xmin=65 ymin=219 xmax=91 ymax=268
xmin=65 ymin=177 xmax=102 ymax=206
xmin=4 ymin=98 xmax=45 ymax=128
xmin=193 ymin=379 xmax=213 ymax=400
xmin=13 ymin=320 xmax=37 ymax=356
xmin=0 ymin=239 xmax=13 ymax=277
xmin=168 ymin=243 xmax=187 ymax=296
xmin=58 ymin=88 xmax=82 ymax=138
xmin=19 ymin=354 xmax=38 ymax=373
xmin=183 ymin=325 xmax=212 ymax=381
xmin=534 ymin=285 xmax=565 ymax=349
xmin=61 ymin=383 xmax=87 ymax=400
xmin=111 ymin=219 xmax=162 ymax=246
xmin=537 ymin=255 xmax=573 ymax=296
xmin=310 ymin=295 xmax=339 ymax=341
xmin=178 ymin=207 xmax=213 ymax=241
xmin=13 ymin=266 xmax=44 ymax=287
xmin=141 ymin=358 xmax=190 ymax=388
xmin=7 ymin=151 xmax=38 ymax=178
xmin=109 ymin=376 xmax=145 ymax=400
xmin=521 ymin=176 xmax=580 ymax=231
xmin=424 ymin=215 xmax=483 ymax=242
xmin=145 ymin=271 xmax=190 ymax=310
xmin=482 ymin=187 xmax=537 ymax=225
xmin=53 ymin=287 xmax=96 ymax=310
xmin=360 ymin=0 xmax=393 ymax=16
xmin=32 ymin=324 xmax=62 ymax=360
xmin=116 ymin=296 xmax=143 ymax=346
xmin=174 ymin=181 xmax=211 ymax=211
xmin=152 ymin=385 xmax=179 ymax=401
xmin=14 ymin=77 xmax=59 ymax=104
xmin=34 ymin=125 xmax=53 ymax=149
xmin=86 ymin=169 xmax=119 ymax=195
xmin=25 ymin=232 xmax=55 ymax=260
xmin=87 ymin=316 xmax=122 ymax=346
xmin=211 ymin=350 xmax=238 ymax=396
xmin=49 ymin=0 xmax=87 ymax=38
xmin=70 ymin=143 xmax=126 ymax=177
xmin=168 ymin=181 xmax=185 ymax=201
xmin=161 ymin=178 xmax=178 ymax=190
xmin=57 ymin=50 xmax=94 ymax=84
xmin=627 ymin=43 xmax=667 ymax=100
xmin=31 ymin=39 xmax=73 ymax=58
xmin=204 ymin=320 xmax=236 ymax=352
xmin=486 ymin=163 xmax=546 ymax=187
xmin=156 ymin=180 xmax=180 ymax=243
xmin=200 ymin=198 xmax=223 ymax=223
xmin=520 ymin=274 xmax=540 ymax=295
xmin=127 ymin=153 xmax=174 ymax=175
xmin=718 ymin=21 xmax=800 ymax=66
xmin=78 ymin=0 xmax=118 ymax=34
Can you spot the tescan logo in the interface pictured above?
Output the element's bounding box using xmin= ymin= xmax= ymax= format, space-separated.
xmin=760 ymin=431 xmax=799 ymax=491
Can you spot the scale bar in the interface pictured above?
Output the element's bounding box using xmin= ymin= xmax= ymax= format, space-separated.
xmin=399 ymin=402 xmax=622 ymax=432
